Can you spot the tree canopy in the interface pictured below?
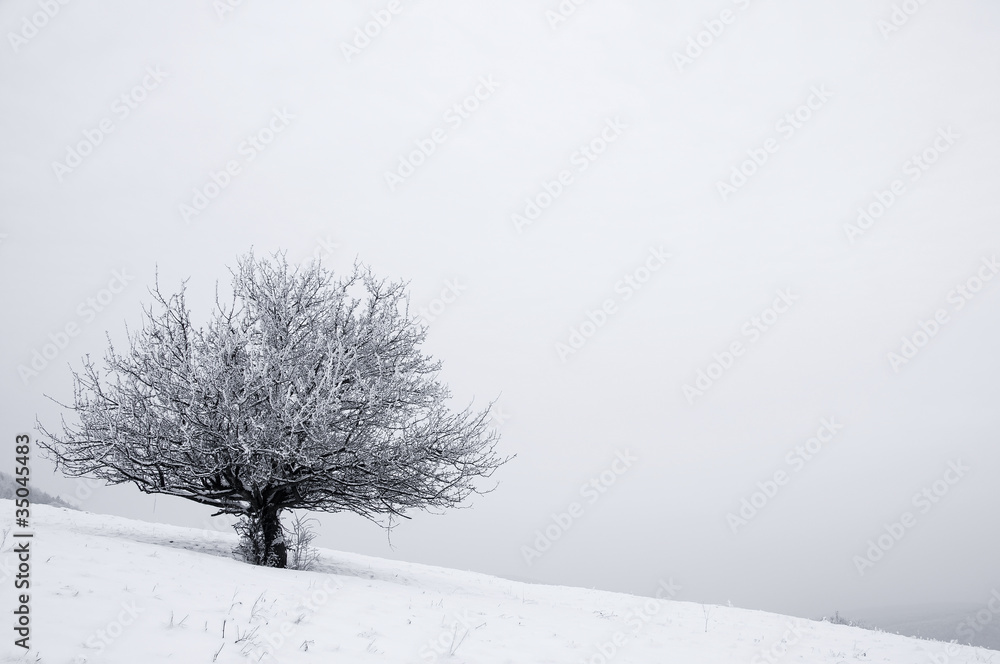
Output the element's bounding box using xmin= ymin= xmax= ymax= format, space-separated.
xmin=39 ymin=253 xmax=509 ymax=567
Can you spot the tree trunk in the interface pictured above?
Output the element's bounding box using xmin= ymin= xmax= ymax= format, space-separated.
xmin=238 ymin=504 xmax=288 ymax=568
xmin=260 ymin=504 xmax=288 ymax=568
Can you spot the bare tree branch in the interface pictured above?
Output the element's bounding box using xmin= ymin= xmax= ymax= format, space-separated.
xmin=37 ymin=251 xmax=512 ymax=567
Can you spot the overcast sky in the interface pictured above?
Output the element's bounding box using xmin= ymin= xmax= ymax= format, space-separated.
xmin=2 ymin=0 xmax=999 ymax=621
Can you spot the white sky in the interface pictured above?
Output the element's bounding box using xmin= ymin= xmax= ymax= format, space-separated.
xmin=2 ymin=0 xmax=999 ymax=621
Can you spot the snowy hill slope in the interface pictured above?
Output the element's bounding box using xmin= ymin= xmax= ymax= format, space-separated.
xmin=2 ymin=503 xmax=996 ymax=663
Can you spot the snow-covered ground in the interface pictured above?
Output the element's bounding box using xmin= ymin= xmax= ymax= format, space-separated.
xmin=2 ymin=502 xmax=996 ymax=663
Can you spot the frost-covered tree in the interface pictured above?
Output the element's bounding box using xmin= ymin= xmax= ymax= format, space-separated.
xmin=39 ymin=253 xmax=508 ymax=568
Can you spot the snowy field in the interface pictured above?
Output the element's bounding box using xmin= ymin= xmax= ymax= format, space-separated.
xmin=2 ymin=501 xmax=996 ymax=664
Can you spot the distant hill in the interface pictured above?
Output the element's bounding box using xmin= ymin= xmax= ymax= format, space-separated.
xmin=0 ymin=471 xmax=77 ymax=510
xmin=843 ymin=604 xmax=1000 ymax=652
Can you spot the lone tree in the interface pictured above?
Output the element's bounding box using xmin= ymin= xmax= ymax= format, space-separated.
xmin=39 ymin=253 xmax=508 ymax=568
